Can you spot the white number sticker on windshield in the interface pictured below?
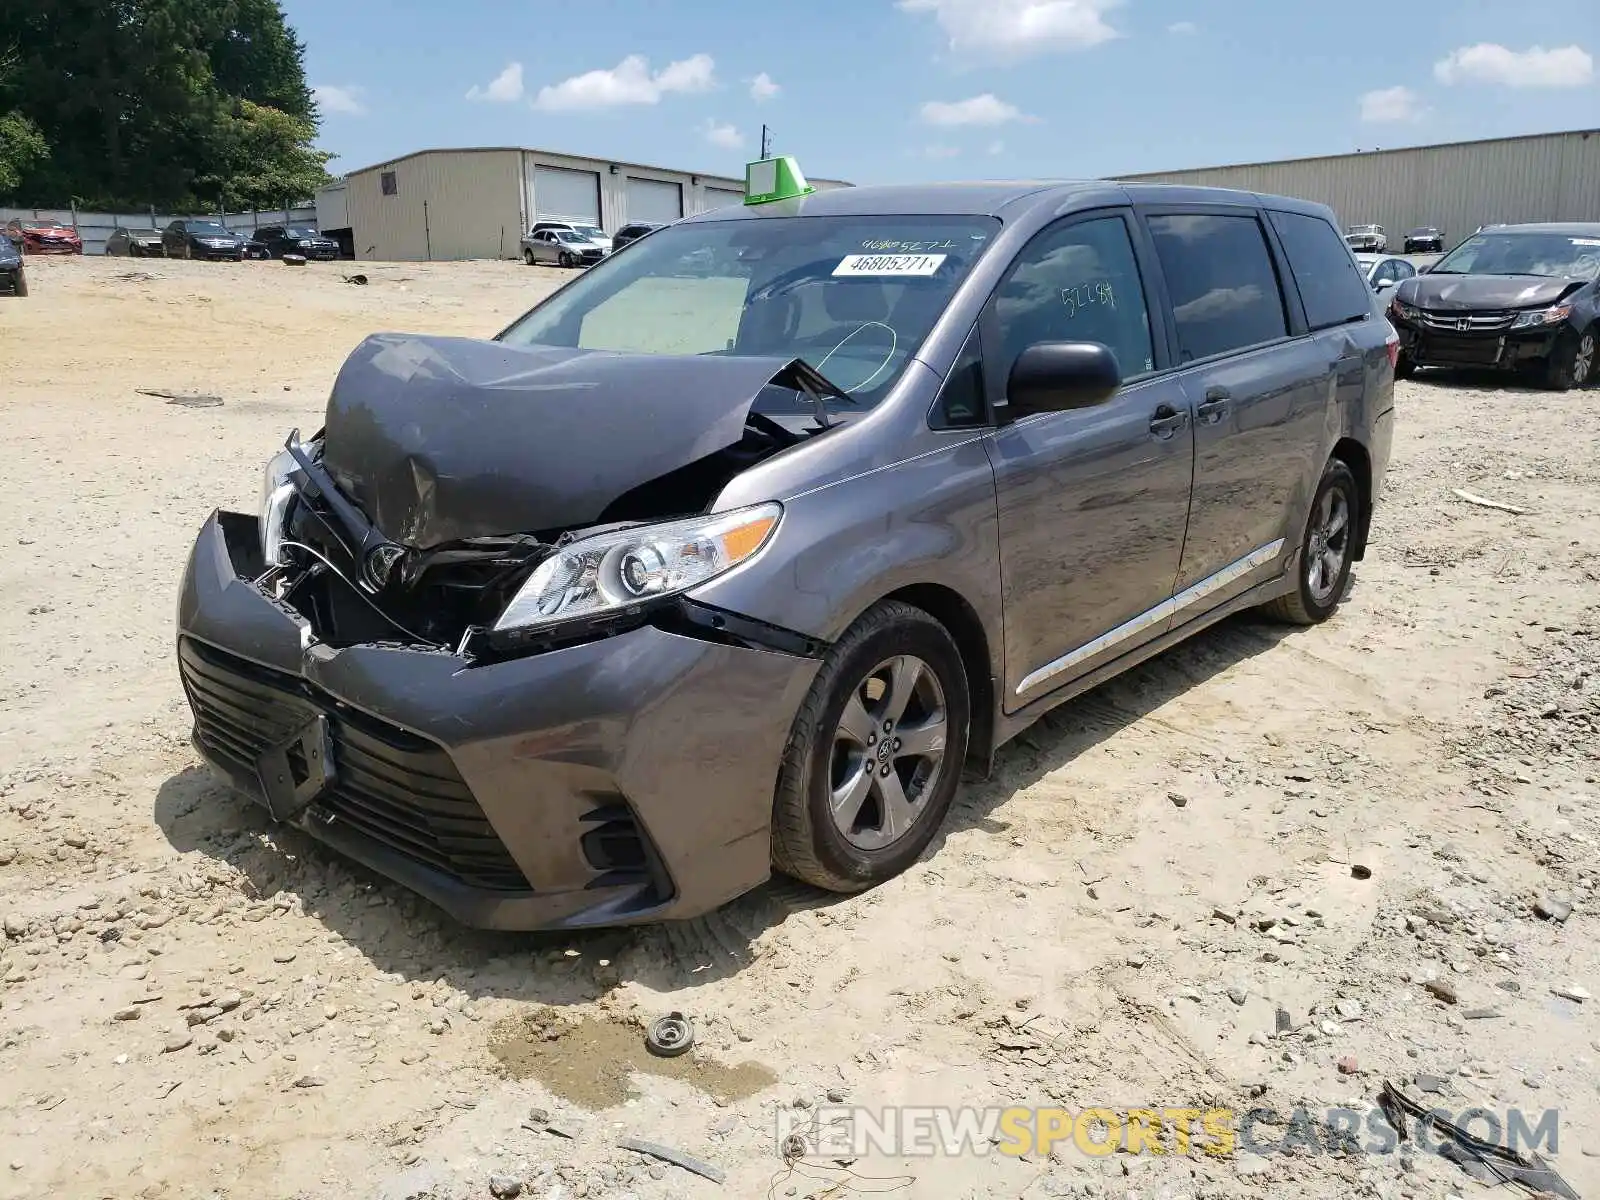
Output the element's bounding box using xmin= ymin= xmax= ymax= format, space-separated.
xmin=1572 ymin=238 xmax=1600 ymax=247
xmin=833 ymin=253 xmax=947 ymax=277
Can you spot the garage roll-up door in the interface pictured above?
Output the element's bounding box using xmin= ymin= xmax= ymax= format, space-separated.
xmin=532 ymin=165 xmax=601 ymax=224
xmin=703 ymin=186 xmax=743 ymax=212
xmin=626 ymin=178 xmax=683 ymax=224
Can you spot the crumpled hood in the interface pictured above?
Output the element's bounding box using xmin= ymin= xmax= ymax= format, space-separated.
xmin=319 ymin=333 xmax=793 ymax=549
xmin=1396 ymin=272 xmax=1582 ymax=311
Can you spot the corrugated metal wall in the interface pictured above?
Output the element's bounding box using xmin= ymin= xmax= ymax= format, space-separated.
xmin=346 ymin=149 xmax=523 ymax=261
xmin=343 ymin=147 xmax=852 ymax=261
xmin=1118 ymin=129 xmax=1600 ymax=248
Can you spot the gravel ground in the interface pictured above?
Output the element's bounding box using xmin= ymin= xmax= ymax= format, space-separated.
xmin=1 ymin=254 xmax=1597 ymax=1200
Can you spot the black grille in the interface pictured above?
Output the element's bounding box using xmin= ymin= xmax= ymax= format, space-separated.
xmin=1418 ymin=333 xmax=1505 ymax=365
xmin=179 ymin=638 xmax=529 ymax=891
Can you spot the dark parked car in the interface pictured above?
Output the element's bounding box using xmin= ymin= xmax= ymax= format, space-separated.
xmin=104 ymin=227 xmax=166 ymax=257
xmin=176 ymin=176 xmax=1395 ymax=931
xmin=1387 ymin=221 xmax=1600 ymax=390
xmin=1403 ymin=226 xmax=1444 ymax=254
xmin=613 ymin=221 xmax=665 ymax=251
xmin=163 ymin=219 xmax=245 ymax=261
xmin=254 ymin=225 xmax=340 ymax=261
xmin=0 ymin=234 xmax=26 ymax=296
xmin=3 ymin=218 xmax=83 ymax=255
xmin=237 ymin=232 xmax=270 ymax=260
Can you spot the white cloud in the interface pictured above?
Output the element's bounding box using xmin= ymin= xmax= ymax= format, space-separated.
xmin=919 ymin=93 xmax=1030 ymax=126
xmin=899 ymin=0 xmax=1121 ymax=58
xmin=748 ymin=72 xmax=781 ymax=102
xmin=312 ymin=84 xmax=367 ymax=116
xmin=466 ymin=62 xmax=524 ymax=103
xmin=700 ymin=119 xmax=745 ymax=150
xmin=924 ymin=144 xmax=961 ymax=159
xmin=1434 ymin=43 xmax=1594 ymax=88
xmin=532 ymin=53 xmax=715 ymax=111
xmin=1359 ymin=85 xmax=1425 ymax=123
xmin=1167 ymin=20 xmax=1197 ymax=35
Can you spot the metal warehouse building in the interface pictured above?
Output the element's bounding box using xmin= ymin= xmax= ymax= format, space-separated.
xmin=331 ymin=146 xmax=851 ymax=262
xmin=1117 ymin=128 xmax=1600 ymax=248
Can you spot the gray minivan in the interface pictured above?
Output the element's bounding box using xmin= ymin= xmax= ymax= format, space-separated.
xmin=176 ymin=180 xmax=1397 ymax=930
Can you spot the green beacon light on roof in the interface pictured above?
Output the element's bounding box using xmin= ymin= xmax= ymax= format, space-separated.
xmin=744 ymin=155 xmax=814 ymax=205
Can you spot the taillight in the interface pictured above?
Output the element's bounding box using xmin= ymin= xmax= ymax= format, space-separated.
xmin=1385 ymin=330 xmax=1400 ymax=370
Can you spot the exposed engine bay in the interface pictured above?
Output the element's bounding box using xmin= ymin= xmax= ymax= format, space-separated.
xmin=255 ymin=333 xmax=850 ymax=661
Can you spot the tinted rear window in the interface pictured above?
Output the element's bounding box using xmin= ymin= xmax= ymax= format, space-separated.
xmin=1269 ymin=211 xmax=1373 ymax=330
xmin=1146 ymin=213 xmax=1289 ymax=362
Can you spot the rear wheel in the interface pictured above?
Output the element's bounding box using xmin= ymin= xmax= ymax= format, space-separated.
xmin=771 ymin=600 xmax=970 ymax=893
xmin=1261 ymin=458 xmax=1359 ymax=626
xmin=1545 ymin=327 xmax=1596 ymax=391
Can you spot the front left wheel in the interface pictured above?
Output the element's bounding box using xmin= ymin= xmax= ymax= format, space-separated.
xmin=1260 ymin=458 xmax=1359 ymax=626
xmin=1545 ymin=327 xmax=1596 ymax=391
xmin=771 ymin=600 xmax=970 ymax=893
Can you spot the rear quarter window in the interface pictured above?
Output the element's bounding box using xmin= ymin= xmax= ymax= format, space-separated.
xmin=1146 ymin=213 xmax=1289 ymax=362
xmin=1269 ymin=211 xmax=1374 ymax=330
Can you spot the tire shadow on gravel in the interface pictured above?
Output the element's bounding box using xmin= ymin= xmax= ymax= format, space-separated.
xmin=151 ymin=609 xmax=1311 ymax=1000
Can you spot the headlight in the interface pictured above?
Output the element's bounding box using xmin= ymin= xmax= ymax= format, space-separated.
xmin=494 ymin=503 xmax=782 ymax=634
xmin=1389 ymin=298 xmax=1421 ymax=323
xmin=259 ymin=447 xmax=299 ymax=567
xmin=297 ymin=239 xmax=313 ymax=247
xmin=1510 ymin=304 xmax=1573 ymax=329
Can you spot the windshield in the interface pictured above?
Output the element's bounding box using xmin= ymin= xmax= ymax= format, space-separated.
xmin=498 ymin=214 xmax=1000 ymax=406
xmin=0 ymin=234 xmax=15 ymax=254
xmin=554 ymin=231 xmax=587 ymax=243
xmin=285 ymin=226 xmax=319 ymax=238
xmin=1347 ymin=226 xmax=1380 ymax=235
xmin=573 ymin=226 xmax=605 ymax=240
xmin=187 ymin=222 xmax=231 ymax=236
xmin=1430 ymin=231 xmax=1600 ymax=279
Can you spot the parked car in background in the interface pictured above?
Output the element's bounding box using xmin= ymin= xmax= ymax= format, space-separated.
xmin=0 ymin=233 xmax=26 ymax=295
xmin=1353 ymin=253 xmax=1417 ymax=295
xmin=613 ymin=221 xmax=665 ymax=251
xmin=237 ymin=232 xmax=270 ymax=260
xmin=3 ymin=218 xmax=83 ymax=255
xmin=1345 ymin=224 xmax=1388 ymax=253
xmin=521 ymin=227 xmax=605 ymax=268
xmin=1403 ymin=227 xmax=1444 ymax=254
xmin=104 ymin=227 xmax=166 ymax=257
xmin=1387 ymin=221 xmax=1600 ymax=390
xmin=254 ymin=225 xmax=340 ymax=261
xmin=177 ymin=176 xmax=1396 ymax=930
xmin=163 ymin=220 xmax=245 ymax=261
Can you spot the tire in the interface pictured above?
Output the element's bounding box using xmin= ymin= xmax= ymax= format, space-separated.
xmin=1544 ymin=326 xmax=1596 ymax=392
xmin=1394 ymin=350 xmax=1415 ymax=380
xmin=1260 ymin=458 xmax=1360 ymax=626
xmin=14 ymin=268 xmax=27 ymax=298
xmin=559 ymin=252 xmax=573 ymax=269
xmin=771 ymin=600 xmax=971 ymax=893
xmin=523 ymin=248 xmax=535 ymax=266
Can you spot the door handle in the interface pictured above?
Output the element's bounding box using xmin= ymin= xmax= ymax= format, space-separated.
xmin=1149 ymin=404 xmax=1187 ymax=439
xmin=1196 ymin=388 xmax=1230 ymax=425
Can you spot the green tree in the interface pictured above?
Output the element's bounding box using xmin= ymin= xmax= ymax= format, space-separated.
xmin=196 ymin=99 xmax=332 ymax=211
xmin=0 ymin=0 xmax=328 ymax=209
xmin=0 ymin=112 xmax=49 ymax=197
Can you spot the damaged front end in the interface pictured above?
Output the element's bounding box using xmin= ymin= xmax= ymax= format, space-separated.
xmin=250 ymin=334 xmax=843 ymax=662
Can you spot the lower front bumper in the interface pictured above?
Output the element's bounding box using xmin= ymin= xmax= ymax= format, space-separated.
xmin=176 ymin=510 xmax=820 ymax=930
xmin=1395 ymin=324 xmax=1559 ymax=370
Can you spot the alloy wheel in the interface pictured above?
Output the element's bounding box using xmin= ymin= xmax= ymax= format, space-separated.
xmin=828 ymin=655 xmax=948 ymax=851
xmin=1576 ymin=331 xmax=1596 ymax=385
xmin=1305 ymin=486 xmax=1351 ymax=605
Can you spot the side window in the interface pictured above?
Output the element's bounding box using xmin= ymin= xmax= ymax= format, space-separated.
xmin=1394 ymin=260 xmax=1416 ymax=280
xmin=932 ymin=324 xmax=987 ymax=429
xmin=991 ymin=213 xmax=1155 ymax=386
xmin=1370 ymin=261 xmax=1395 ymax=285
xmin=1146 ymin=213 xmax=1289 ymax=361
xmin=1268 ymin=210 xmax=1373 ymax=329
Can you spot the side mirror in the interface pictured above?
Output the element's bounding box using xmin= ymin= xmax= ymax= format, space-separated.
xmin=1375 ymin=278 xmax=1397 ymax=293
xmin=1006 ymin=341 xmax=1122 ymax=419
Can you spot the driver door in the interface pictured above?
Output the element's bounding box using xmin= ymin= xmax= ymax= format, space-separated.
xmin=980 ymin=209 xmax=1196 ymax=708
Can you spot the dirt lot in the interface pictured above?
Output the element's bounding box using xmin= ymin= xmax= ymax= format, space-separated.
xmin=1 ymin=254 xmax=1598 ymax=1200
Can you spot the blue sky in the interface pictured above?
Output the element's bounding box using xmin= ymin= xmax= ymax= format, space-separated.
xmin=289 ymin=0 xmax=1600 ymax=184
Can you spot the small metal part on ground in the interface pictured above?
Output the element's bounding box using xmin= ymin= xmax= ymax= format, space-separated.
xmin=645 ymin=1012 xmax=694 ymax=1057
xmin=137 ymin=389 xmax=223 ymax=408
xmin=616 ymin=1137 xmax=725 ymax=1185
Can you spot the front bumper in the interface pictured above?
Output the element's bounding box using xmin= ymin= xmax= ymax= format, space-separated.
xmin=1392 ymin=317 xmax=1562 ymax=370
xmin=176 ymin=510 xmax=819 ymax=930
xmin=27 ymin=242 xmax=80 ymax=255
